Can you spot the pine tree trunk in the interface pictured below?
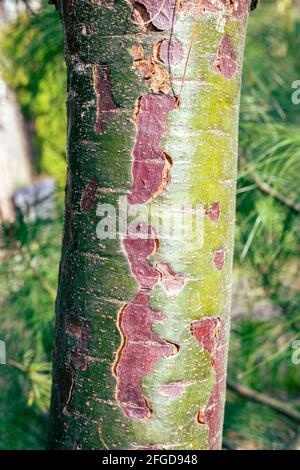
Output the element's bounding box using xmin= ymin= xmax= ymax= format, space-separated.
xmin=49 ymin=0 xmax=251 ymax=450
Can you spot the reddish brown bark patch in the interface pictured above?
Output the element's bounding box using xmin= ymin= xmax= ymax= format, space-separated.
xmin=80 ymin=178 xmax=98 ymax=212
xmin=213 ymin=248 xmax=225 ymax=270
xmin=191 ymin=317 xmax=226 ymax=449
xmin=131 ymin=0 xmax=178 ymax=30
xmin=213 ymin=36 xmax=238 ymax=79
xmin=128 ymin=93 xmax=176 ymax=205
xmin=205 ymin=202 xmax=220 ymax=222
xmin=92 ymin=64 xmax=120 ymax=134
xmin=68 ymin=316 xmax=91 ymax=371
xmin=158 ymin=38 xmax=182 ymax=66
xmin=115 ymin=291 xmax=176 ymax=420
xmin=123 ymin=223 xmax=160 ymax=289
xmin=156 ymin=261 xmax=185 ymax=295
xmin=117 ymin=223 xmax=180 ymax=420
xmin=190 ymin=317 xmax=221 ymax=362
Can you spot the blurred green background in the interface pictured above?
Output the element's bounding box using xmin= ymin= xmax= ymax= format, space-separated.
xmin=0 ymin=0 xmax=300 ymax=450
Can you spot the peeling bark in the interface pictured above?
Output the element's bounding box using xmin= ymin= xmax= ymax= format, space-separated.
xmin=157 ymin=38 xmax=183 ymax=66
xmin=184 ymin=0 xmax=250 ymax=19
xmin=213 ymin=36 xmax=238 ymax=79
xmin=115 ymin=225 xmax=181 ymax=419
xmin=213 ymin=248 xmax=225 ymax=271
xmin=128 ymin=93 xmax=176 ymax=204
xmin=114 ymin=291 xmax=176 ymax=420
xmin=155 ymin=261 xmax=185 ymax=295
xmin=205 ymin=202 xmax=220 ymax=223
xmin=68 ymin=316 xmax=91 ymax=371
xmin=123 ymin=223 xmax=160 ymax=289
xmin=129 ymin=0 xmax=178 ymax=30
xmin=80 ymin=178 xmax=98 ymax=213
xmin=160 ymin=381 xmax=186 ymax=397
xmin=93 ymin=64 xmax=120 ymax=134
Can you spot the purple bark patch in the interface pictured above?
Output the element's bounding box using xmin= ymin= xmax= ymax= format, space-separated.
xmin=128 ymin=93 xmax=176 ymax=205
xmin=116 ymin=223 xmax=181 ymax=420
xmin=213 ymin=248 xmax=225 ymax=270
xmin=158 ymin=38 xmax=182 ymax=66
xmin=156 ymin=261 xmax=185 ymax=294
xmin=213 ymin=36 xmax=238 ymax=79
xmin=190 ymin=317 xmax=221 ymax=360
xmin=132 ymin=0 xmax=178 ymax=30
xmin=68 ymin=316 xmax=91 ymax=371
xmin=115 ymin=291 xmax=175 ymax=420
xmin=93 ymin=64 xmax=120 ymax=134
xmin=80 ymin=178 xmax=98 ymax=212
xmin=205 ymin=202 xmax=220 ymax=223
xmin=123 ymin=223 xmax=160 ymax=289
xmin=160 ymin=381 xmax=186 ymax=397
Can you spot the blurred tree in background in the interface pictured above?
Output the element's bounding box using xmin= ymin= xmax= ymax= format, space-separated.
xmin=0 ymin=3 xmax=66 ymax=191
xmin=0 ymin=0 xmax=300 ymax=449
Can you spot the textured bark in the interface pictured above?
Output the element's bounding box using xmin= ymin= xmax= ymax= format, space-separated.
xmin=49 ymin=0 xmax=251 ymax=450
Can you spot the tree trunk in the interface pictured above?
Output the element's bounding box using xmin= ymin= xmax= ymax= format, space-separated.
xmin=49 ymin=0 xmax=251 ymax=450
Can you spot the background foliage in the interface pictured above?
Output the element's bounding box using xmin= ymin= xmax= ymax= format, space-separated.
xmin=0 ymin=0 xmax=300 ymax=449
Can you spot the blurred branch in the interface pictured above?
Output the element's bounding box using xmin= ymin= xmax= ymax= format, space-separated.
xmin=227 ymin=379 xmax=300 ymax=422
xmin=17 ymin=245 xmax=57 ymax=301
xmin=8 ymin=358 xmax=27 ymax=372
xmin=29 ymin=263 xmax=57 ymax=300
xmin=252 ymin=172 xmax=300 ymax=214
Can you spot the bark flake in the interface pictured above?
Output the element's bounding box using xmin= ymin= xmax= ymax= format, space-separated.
xmin=213 ymin=248 xmax=225 ymax=270
xmin=213 ymin=36 xmax=238 ymax=79
xmin=205 ymin=202 xmax=220 ymax=222
xmin=114 ymin=224 xmax=180 ymax=420
xmin=92 ymin=64 xmax=121 ymax=134
xmin=80 ymin=178 xmax=98 ymax=213
xmin=128 ymin=93 xmax=176 ymax=205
